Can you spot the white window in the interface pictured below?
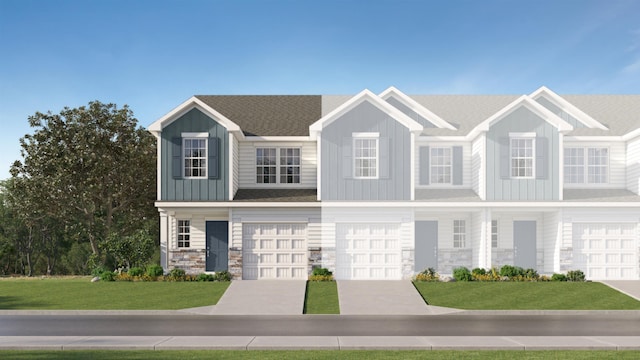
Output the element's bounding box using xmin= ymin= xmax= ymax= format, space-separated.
xmin=510 ymin=135 xmax=535 ymax=178
xmin=177 ymin=220 xmax=190 ymax=248
xmin=256 ymin=148 xmax=277 ymax=183
xmin=430 ymin=147 xmax=452 ymax=184
xmin=256 ymin=147 xmax=301 ymax=184
xmin=183 ymin=138 xmax=207 ymax=178
xmin=279 ymin=148 xmax=301 ymax=184
xmin=491 ymin=220 xmax=498 ymax=248
xmin=587 ymin=148 xmax=608 ymax=184
xmin=564 ymin=147 xmax=608 ymax=184
xmin=453 ymin=220 xmax=466 ymax=248
xmin=353 ymin=133 xmax=379 ymax=179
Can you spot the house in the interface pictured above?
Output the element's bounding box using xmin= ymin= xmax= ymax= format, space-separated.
xmin=148 ymin=86 xmax=640 ymax=281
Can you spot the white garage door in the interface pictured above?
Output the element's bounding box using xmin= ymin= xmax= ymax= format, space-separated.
xmin=242 ymin=224 xmax=307 ymax=280
xmin=573 ymin=223 xmax=638 ymax=280
xmin=336 ymin=223 xmax=402 ymax=280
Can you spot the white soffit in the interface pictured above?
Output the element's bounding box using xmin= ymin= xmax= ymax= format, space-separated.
xmin=530 ymin=86 xmax=608 ymax=130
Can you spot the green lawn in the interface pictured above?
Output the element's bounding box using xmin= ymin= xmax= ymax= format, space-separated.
xmin=304 ymin=281 xmax=340 ymax=314
xmin=0 ymin=350 xmax=638 ymax=360
xmin=0 ymin=278 xmax=229 ymax=310
xmin=413 ymin=281 xmax=640 ymax=310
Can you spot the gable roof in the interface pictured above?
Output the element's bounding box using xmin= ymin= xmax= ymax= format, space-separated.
xmin=378 ymin=86 xmax=456 ymax=130
xmin=309 ymin=89 xmax=423 ymax=138
xmin=148 ymin=96 xmax=242 ymax=134
xmin=530 ymin=86 xmax=608 ymax=130
xmin=467 ymin=95 xmax=573 ymax=138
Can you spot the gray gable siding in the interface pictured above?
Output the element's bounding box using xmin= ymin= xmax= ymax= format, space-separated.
xmin=486 ymin=107 xmax=559 ymax=201
xmin=321 ymin=101 xmax=411 ymax=200
xmin=161 ymin=108 xmax=228 ymax=201
xmin=385 ymin=96 xmax=436 ymax=128
xmin=534 ymin=97 xmax=585 ymax=129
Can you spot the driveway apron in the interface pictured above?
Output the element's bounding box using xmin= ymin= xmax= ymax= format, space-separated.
xmin=601 ymin=280 xmax=640 ymax=301
xmin=337 ymin=280 xmax=459 ymax=315
xmin=211 ymin=280 xmax=307 ymax=315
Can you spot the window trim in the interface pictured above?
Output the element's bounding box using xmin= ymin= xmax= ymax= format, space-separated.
xmin=563 ymin=147 xmax=609 ymax=185
xmin=430 ymin=147 xmax=452 ymax=184
xmin=453 ymin=219 xmax=466 ymax=248
xmin=182 ymin=133 xmax=208 ymax=179
xmin=353 ymin=132 xmax=379 ymax=180
xmin=509 ymin=133 xmax=536 ymax=179
xmin=255 ymin=147 xmax=301 ymax=184
xmin=177 ymin=219 xmax=191 ymax=248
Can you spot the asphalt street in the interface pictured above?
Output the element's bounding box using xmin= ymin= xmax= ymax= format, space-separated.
xmin=2 ymin=314 xmax=639 ymax=337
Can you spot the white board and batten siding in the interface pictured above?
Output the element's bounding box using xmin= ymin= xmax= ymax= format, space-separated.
xmin=627 ymin=137 xmax=640 ymax=194
xmin=415 ymin=140 xmax=472 ymax=188
xmin=564 ymin=140 xmax=626 ymax=188
xmin=237 ymin=141 xmax=317 ymax=188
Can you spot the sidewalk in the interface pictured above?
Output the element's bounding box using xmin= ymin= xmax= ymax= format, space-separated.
xmin=1 ymin=335 xmax=639 ymax=350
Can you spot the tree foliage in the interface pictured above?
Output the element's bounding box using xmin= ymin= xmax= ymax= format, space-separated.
xmin=5 ymin=101 xmax=157 ymax=274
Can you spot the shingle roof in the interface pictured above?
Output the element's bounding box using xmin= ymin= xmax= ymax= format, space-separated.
xmin=233 ymin=188 xmax=318 ymax=202
xmin=194 ymin=94 xmax=640 ymax=137
xmin=563 ymin=189 xmax=640 ymax=202
xmin=415 ymin=189 xmax=482 ymax=202
xmin=195 ymin=95 xmax=321 ymax=136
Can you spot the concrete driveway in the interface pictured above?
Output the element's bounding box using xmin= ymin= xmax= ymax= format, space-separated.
xmin=602 ymin=281 xmax=640 ymax=301
xmin=208 ymin=280 xmax=307 ymax=315
xmin=337 ymin=280 xmax=461 ymax=315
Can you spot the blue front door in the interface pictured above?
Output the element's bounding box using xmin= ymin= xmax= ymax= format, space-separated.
xmin=206 ymin=221 xmax=228 ymax=272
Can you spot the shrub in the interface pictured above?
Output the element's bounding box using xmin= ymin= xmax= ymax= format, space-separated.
xmin=472 ymin=273 xmax=501 ymax=281
xmin=213 ymin=271 xmax=232 ymax=282
xmin=91 ymin=266 xmax=108 ymax=277
xmin=471 ymin=268 xmax=486 ymax=276
xmin=309 ymin=274 xmax=334 ymax=281
xmin=567 ymin=270 xmax=586 ymax=282
xmin=499 ymin=265 xmax=525 ymax=278
xmin=523 ymin=268 xmax=539 ymax=280
xmin=100 ymin=271 xmax=116 ymax=282
xmin=168 ymin=268 xmax=186 ymax=281
xmin=312 ymin=267 xmax=333 ymax=276
xmin=453 ymin=267 xmax=472 ymax=281
xmin=115 ymin=272 xmax=133 ymax=281
xmin=551 ymin=273 xmax=567 ymax=282
xmin=146 ymin=264 xmax=164 ymax=277
xmin=414 ymin=268 xmax=439 ymax=282
xmin=128 ymin=267 xmax=144 ymax=277
xmin=196 ymin=273 xmax=215 ymax=282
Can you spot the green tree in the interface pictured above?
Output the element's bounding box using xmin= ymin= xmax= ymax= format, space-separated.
xmin=9 ymin=101 xmax=157 ymax=267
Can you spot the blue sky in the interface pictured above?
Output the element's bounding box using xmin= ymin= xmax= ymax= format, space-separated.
xmin=1 ymin=0 xmax=639 ymax=180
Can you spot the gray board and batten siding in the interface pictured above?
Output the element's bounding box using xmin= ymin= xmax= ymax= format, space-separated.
xmin=321 ymin=101 xmax=412 ymax=200
xmin=486 ymin=106 xmax=559 ymax=201
xmin=161 ymin=108 xmax=229 ymax=201
xmin=385 ymin=96 xmax=437 ymax=128
xmin=534 ymin=97 xmax=586 ymax=129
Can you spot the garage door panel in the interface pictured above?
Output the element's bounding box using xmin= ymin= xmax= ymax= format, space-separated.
xmin=242 ymin=223 xmax=308 ymax=280
xmin=336 ymin=223 xmax=402 ymax=280
xmin=573 ymin=223 xmax=638 ymax=280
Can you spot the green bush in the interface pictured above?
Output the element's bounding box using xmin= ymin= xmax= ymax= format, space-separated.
xmin=471 ymin=268 xmax=486 ymax=276
xmin=128 ymin=267 xmax=144 ymax=277
xmin=523 ymin=268 xmax=539 ymax=279
xmin=312 ymin=267 xmax=333 ymax=276
xmin=196 ymin=273 xmax=215 ymax=282
xmin=551 ymin=273 xmax=567 ymax=281
xmin=146 ymin=264 xmax=164 ymax=277
xmin=453 ymin=267 xmax=472 ymax=281
xmin=567 ymin=270 xmax=586 ymax=282
xmin=213 ymin=270 xmax=232 ymax=282
xmin=100 ymin=271 xmax=116 ymax=282
xmin=499 ymin=265 xmax=525 ymax=278
xmin=91 ymin=266 xmax=108 ymax=277
xmin=168 ymin=268 xmax=186 ymax=281
xmin=309 ymin=274 xmax=334 ymax=281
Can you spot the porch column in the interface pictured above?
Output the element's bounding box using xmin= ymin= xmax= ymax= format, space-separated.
xmin=159 ymin=211 xmax=168 ymax=269
xmin=478 ymin=208 xmax=491 ymax=269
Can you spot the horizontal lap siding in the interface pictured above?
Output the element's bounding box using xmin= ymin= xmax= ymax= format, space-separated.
xmin=564 ymin=141 xmax=626 ymax=188
xmin=627 ymin=138 xmax=640 ymax=194
xmin=415 ymin=141 xmax=472 ymax=188
xmin=238 ymin=141 xmax=317 ymax=188
xmin=231 ymin=208 xmax=321 ymax=249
